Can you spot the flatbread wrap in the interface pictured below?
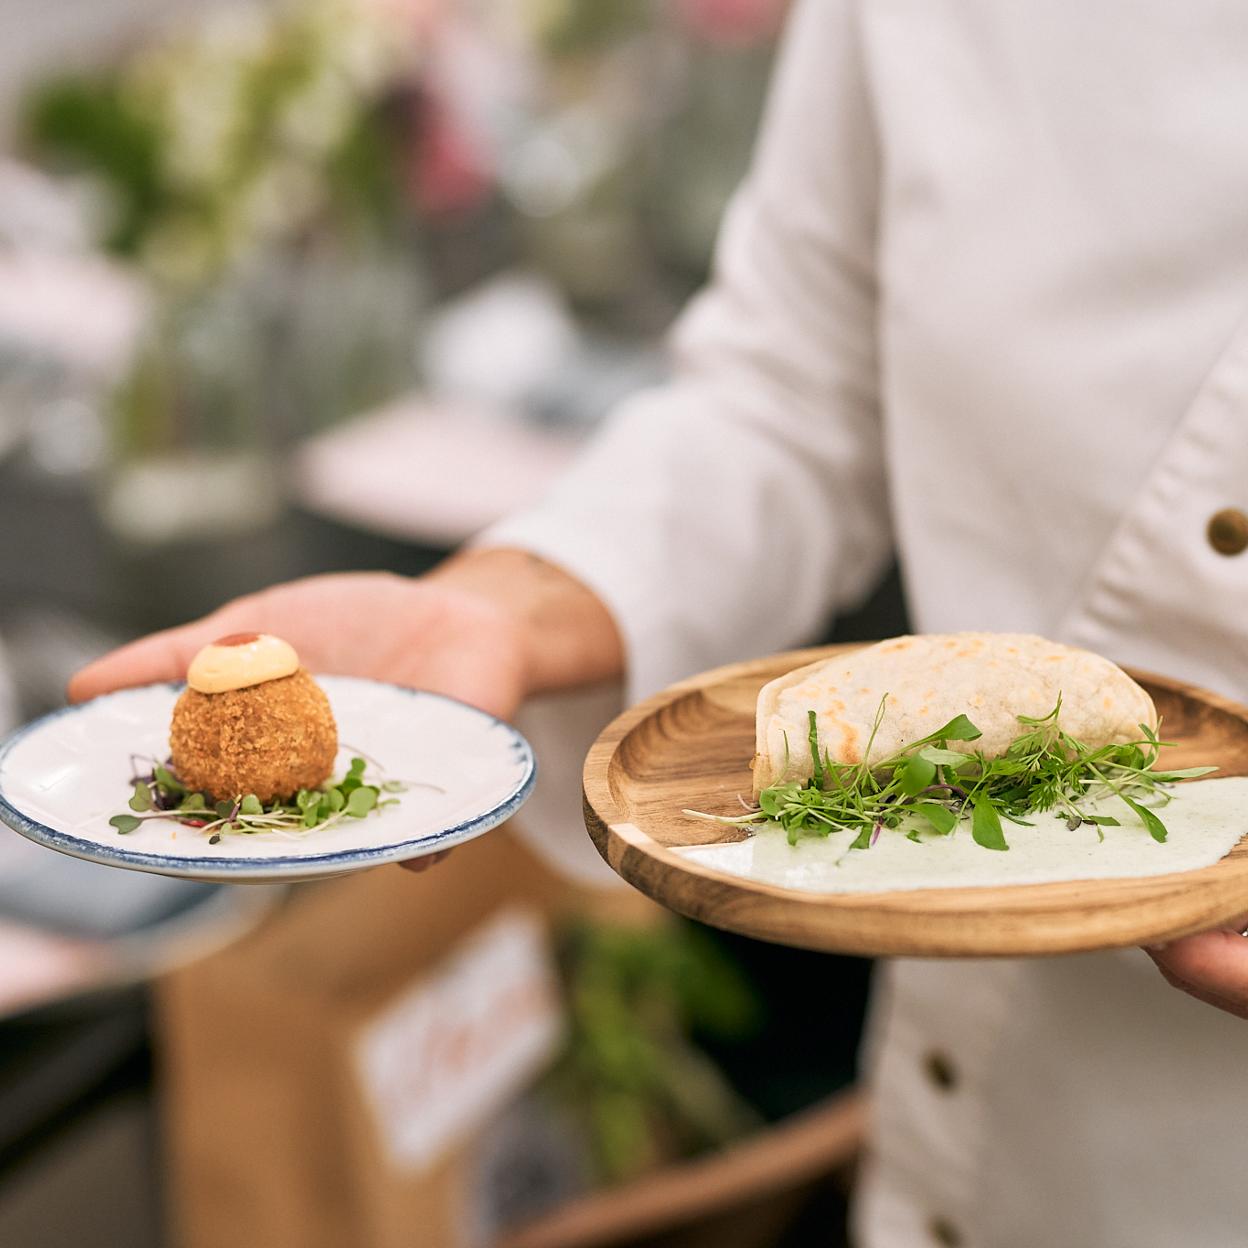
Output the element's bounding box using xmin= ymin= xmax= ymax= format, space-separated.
xmin=752 ymin=633 xmax=1157 ymax=798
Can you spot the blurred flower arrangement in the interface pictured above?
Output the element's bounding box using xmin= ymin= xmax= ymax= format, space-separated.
xmin=24 ymin=0 xmax=413 ymax=287
xmin=18 ymin=0 xmax=783 ymax=539
xmin=22 ymin=0 xmax=436 ymax=538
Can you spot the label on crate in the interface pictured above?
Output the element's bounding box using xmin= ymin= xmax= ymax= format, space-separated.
xmin=354 ymin=907 xmax=563 ymax=1170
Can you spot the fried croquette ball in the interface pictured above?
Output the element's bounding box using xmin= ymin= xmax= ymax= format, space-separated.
xmin=170 ymin=635 xmax=338 ymax=802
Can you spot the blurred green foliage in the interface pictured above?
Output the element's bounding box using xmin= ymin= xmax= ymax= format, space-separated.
xmin=535 ymin=0 xmax=655 ymax=56
xmin=23 ymin=78 xmax=166 ymax=257
xmin=546 ymin=917 xmax=764 ymax=1184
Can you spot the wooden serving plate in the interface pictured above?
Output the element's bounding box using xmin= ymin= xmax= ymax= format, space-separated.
xmin=582 ymin=646 xmax=1248 ymax=957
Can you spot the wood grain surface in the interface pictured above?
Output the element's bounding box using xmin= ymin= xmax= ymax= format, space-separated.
xmin=582 ymin=646 xmax=1248 ymax=957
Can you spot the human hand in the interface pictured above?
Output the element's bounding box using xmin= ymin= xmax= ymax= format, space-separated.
xmin=1145 ymin=922 xmax=1248 ymax=1020
xmin=68 ymin=553 xmax=624 ymax=875
xmin=69 ymin=570 xmax=532 ymax=875
xmin=68 ymin=570 xmax=531 ymax=720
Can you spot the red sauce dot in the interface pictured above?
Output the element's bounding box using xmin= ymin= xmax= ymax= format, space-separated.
xmin=214 ymin=632 xmax=262 ymax=647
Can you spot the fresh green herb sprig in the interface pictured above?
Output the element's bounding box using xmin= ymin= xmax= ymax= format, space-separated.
xmin=687 ymin=697 xmax=1216 ymax=852
xmin=109 ymin=756 xmax=409 ymax=845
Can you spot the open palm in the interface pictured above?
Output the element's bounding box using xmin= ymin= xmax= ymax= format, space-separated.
xmin=68 ymin=571 xmax=529 ymax=721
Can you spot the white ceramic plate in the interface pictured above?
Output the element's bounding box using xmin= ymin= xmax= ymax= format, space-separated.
xmin=0 ymin=677 xmax=535 ymax=882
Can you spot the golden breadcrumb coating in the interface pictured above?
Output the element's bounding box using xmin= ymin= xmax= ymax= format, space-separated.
xmin=169 ymin=668 xmax=338 ymax=802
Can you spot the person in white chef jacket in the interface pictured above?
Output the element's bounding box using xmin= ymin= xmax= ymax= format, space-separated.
xmin=75 ymin=2 xmax=1248 ymax=1243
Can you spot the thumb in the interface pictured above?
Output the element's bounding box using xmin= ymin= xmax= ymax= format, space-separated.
xmin=1145 ymin=922 xmax=1248 ymax=1020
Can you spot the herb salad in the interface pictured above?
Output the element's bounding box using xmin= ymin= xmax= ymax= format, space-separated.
xmin=688 ymin=697 xmax=1216 ymax=851
xmin=110 ymin=756 xmax=410 ymax=845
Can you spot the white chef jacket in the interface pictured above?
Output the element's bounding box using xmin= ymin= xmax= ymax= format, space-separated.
xmin=484 ymin=1 xmax=1248 ymax=1244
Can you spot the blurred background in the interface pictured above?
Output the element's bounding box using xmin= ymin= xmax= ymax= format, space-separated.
xmin=0 ymin=1 xmax=898 ymax=1244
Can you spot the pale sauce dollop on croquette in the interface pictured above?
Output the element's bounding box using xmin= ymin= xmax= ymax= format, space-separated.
xmin=188 ymin=633 xmax=299 ymax=694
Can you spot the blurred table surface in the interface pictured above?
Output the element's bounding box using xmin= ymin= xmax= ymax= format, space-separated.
xmin=0 ymin=452 xmax=453 ymax=642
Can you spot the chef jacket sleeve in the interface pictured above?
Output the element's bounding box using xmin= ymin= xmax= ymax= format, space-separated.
xmin=481 ymin=0 xmax=891 ymax=700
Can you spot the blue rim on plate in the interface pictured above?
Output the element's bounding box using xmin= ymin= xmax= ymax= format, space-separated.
xmin=0 ymin=680 xmax=536 ymax=881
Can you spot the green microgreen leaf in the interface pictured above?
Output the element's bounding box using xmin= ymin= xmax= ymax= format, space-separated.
xmin=898 ymin=753 xmax=936 ymax=796
xmin=857 ymin=696 xmax=889 ymax=780
xmin=346 ymin=786 xmax=378 ymax=818
xmin=848 ymin=823 xmax=874 ymax=851
xmin=1121 ymin=794 xmax=1169 ymax=843
xmin=807 ymin=712 xmax=826 ymax=787
xmin=1150 ymin=766 xmax=1219 ymax=781
xmin=110 ymin=813 xmax=141 ymax=834
xmin=239 ymin=794 xmax=263 ymax=816
xmin=971 ymin=799 xmax=1009 ymax=851
xmin=1016 ymin=695 xmax=1063 ymax=727
xmin=128 ymin=783 xmax=153 ymax=812
xmin=932 ymin=713 xmax=983 ymax=742
xmin=915 ymin=746 xmax=974 ymax=769
xmin=758 ymin=786 xmax=792 ymax=819
xmin=913 ymin=802 xmax=958 ymax=835
xmin=154 ymin=765 xmax=185 ymax=796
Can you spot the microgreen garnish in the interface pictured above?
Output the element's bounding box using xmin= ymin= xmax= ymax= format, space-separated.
xmin=686 ymin=698 xmax=1216 ymax=851
xmin=110 ymin=754 xmax=428 ymax=846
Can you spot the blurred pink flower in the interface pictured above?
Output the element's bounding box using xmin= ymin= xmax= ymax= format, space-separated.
xmin=675 ymin=0 xmax=788 ymax=45
xmin=406 ymin=88 xmax=492 ymax=217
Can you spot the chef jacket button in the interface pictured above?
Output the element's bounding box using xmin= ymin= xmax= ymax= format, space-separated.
xmin=928 ymin=1214 xmax=964 ymax=1246
xmin=1207 ymin=508 xmax=1248 ymax=556
xmin=923 ymin=1050 xmax=957 ymax=1091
